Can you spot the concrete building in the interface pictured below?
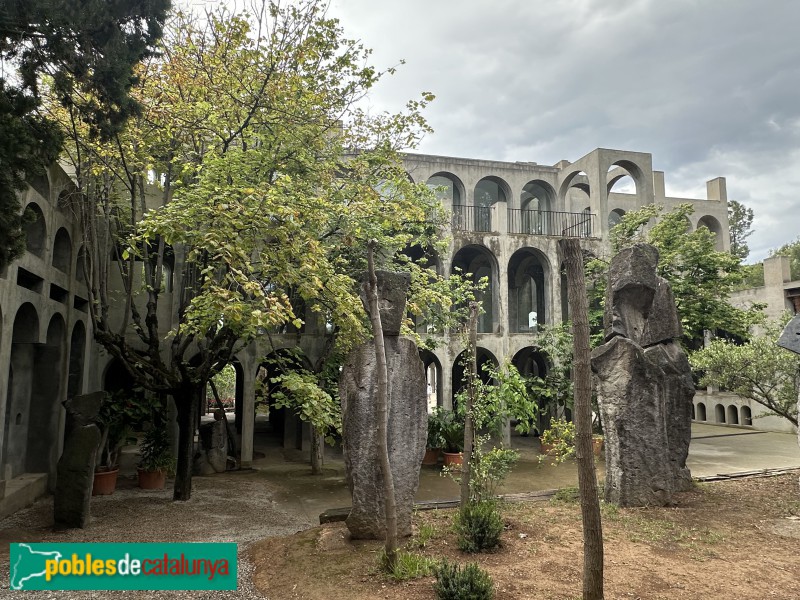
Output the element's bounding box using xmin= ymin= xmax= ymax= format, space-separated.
xmin=0 ymin=147 xmax=734 ymax=515
xmin=698 ymin=255 xmax=800 ymax=434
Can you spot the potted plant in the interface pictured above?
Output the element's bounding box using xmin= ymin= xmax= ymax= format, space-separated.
xmin=439 ymin=409 xmax=465 ymax=467
xmin=538 ymin=417 xmax=575 ymax=463
xmin=137 ymin=422 xmax=175 ymax=490
xmin=92 ymin=392 xmax=137 ymax=495
xmin=423 ymin=407 xmax=446 ymax=465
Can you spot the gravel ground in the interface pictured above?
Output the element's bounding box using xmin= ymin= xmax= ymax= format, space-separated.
xmin=0 ymin=470 xmax=313 ymax=599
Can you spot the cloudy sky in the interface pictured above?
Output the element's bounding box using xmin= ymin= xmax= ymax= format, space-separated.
xmin=326 ymin=0 xmax=800 ymax=262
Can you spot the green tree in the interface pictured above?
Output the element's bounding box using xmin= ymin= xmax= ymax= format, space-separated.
xmin=727 ymin=199 xmax=754 ymax=261
xmin=52 ymin=1 xmax=460 ymax=501
xmin=0 ymin=0 xmax=169 ymax=268
xmin=690 ymin=319 xmax=799 ymax=427
xmin=587 ymin=203 xmax=763 ymax=349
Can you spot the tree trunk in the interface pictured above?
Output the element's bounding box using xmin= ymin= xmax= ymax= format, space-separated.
xmin=173 ymin=387 xmax=199 ymax=501
xmin=460 ymin=302 xmax=479 ymax=507
xmin=310 ymin=427 xmax=324 ymax=475
xmin=366 ymin=243 xmax=397 ymax=570
xmin=559 ymin=237 xmax=604 ymax=600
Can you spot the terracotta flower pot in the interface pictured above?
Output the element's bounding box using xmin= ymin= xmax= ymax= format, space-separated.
xmin=137 ymin=468 xmax=167 ymax=490
xmin=592 ymin=436 xmax=604 ymax=457
xmin=539 ymin=441 xmax=556 ymax=455
xmin=92 ymin=468 xmax=119 ymax=496
xmin=422 ymin=448 xmax=440 ymax=466
xmin=443 ymin=452 xmax=463 ymax=468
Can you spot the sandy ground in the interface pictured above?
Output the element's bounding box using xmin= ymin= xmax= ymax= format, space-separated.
xmin=0 ymin=470 xmax=313 ymax=599
xmin=252 ymin=472 xmax=800 ymax=600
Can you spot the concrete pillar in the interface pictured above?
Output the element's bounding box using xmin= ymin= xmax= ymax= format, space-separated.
xmin=653 ymin=171 xmax=666 ymax=200
xmin=706 ymin=177 xmax=727 ymax=202
xmin=240 ymin=368 xmax=255 ymax=468
xmin=491 ymin=202 xmax=508 ymax=235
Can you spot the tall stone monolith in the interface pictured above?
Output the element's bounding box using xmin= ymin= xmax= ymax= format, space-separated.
xmin=592 ymin=244 xmax=694 ymax=507
xmin=340 ymin=271 xmax=427 ymax=539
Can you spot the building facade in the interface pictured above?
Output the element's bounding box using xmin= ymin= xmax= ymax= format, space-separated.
xmin=0 ymin=147 xmax=734 ymax=515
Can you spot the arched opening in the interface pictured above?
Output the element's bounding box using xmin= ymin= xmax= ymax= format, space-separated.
xmin=559 ymin=171 xmax=590 ymax=213
xmin=715 ymin=403 xmax=726 ymax=423
xmin=426 ymin=173 xmax=464 ymax=206
xmin=606 ymin=165 xmax=638 ymax=195
xmin=451 ymin=347 xmax=498 ymax=409
xmin=257 ymin=350 xmax=313 ymax=449
xmin=508 ymin=248 xmax=549 ymax=332
xmin=517 ymin=180 xmax=556 ymax=235
xmin=511 ymin=346 xmax=548 ymax=433
xmin=727 ymin=405 xmax=739 ymax=425
xmin=741 ymin=405 xmax=752 ymax=426
xmin=52 ymin=228 xmax=72 ymax=273
xmin=696 ymin=402 xmax=707 ymax=422
xmin=403 ymin=245 xmax=441 ymax=334
xmin=608 ymin=208 xmax=626 ymax=229
xmin=3 ymin=303 xmax=40 ymax=478
xmin=419 ymin=350 xmax=442 ymax=412
xmin=23 ymin=203 xmax=47 ymax=258
xmin=452 ymin=245 xmax=498 ymax=334
xmin=471 ymin=176 xmax=508 ymax=232
xmin=26 ymin=314 xmax=66 ymax=474
xmin=697 ymin=215 xmax=724 ymax=251
xmin=67 ymin=321 xmax=86 ymax=399
xmin=427 ymin=173 xmax=466 ymax=231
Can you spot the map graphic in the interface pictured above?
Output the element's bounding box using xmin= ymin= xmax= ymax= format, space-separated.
xmin=9 ymin=543 xmax=62 ymax=590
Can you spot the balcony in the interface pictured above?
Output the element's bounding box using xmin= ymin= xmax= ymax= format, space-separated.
xmin=452 ymin=205 xmax=491 ymax=233
xmin=508 ymin=209 xmax=595 ymax=238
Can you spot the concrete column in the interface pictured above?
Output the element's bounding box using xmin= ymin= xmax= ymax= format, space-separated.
xmin=706 ymin=177 xmax=727 ymax=202
xmin=653 ymin=171 xmax=666 ymax=201
xmin=491 ymin=202 xmax=508 ymax=235
xmin=240 ymin=368 xmax=256 ymax=468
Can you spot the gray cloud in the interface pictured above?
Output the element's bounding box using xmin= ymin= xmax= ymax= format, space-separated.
xmin=329 ymin=0 xmax=800 ymax=260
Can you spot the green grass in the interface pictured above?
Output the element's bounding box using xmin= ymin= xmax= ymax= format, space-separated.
xmin=380 ymin=550 xmax=437 ymax=581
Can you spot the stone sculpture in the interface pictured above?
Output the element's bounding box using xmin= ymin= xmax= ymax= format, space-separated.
xmin=592 ymin=244 xmax=694 ymax=506
xmin=340 ymin=271 xmax=427 ymax=539
xmin=54 ymin=391 xmax=104 ymax=529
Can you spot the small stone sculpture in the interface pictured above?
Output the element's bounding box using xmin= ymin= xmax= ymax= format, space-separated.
xmin=54 ymin=392 xmax=104 ymax=529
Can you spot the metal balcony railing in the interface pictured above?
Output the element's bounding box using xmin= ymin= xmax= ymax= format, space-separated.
xmin=508 ymin=209 xmax=595 ymax=238
xmin=452 ymin=205 xmax=491 ymax=233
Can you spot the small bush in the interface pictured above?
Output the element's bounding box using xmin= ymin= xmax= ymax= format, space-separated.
xmin=380 ymin=550 xmax=436 ymax=581
xmin=434 ymin=560 xmax=494 ymax=600
xmin=455 ymin=501 xmax=504 ymax=552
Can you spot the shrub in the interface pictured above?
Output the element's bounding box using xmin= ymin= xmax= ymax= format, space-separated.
xmin=434 ymin=560 xmax=494 ymax=600
xmin=380 ymin=550 xmax=437 ymax=581
xmin=455 ymin=501 xmax=504 ymax=553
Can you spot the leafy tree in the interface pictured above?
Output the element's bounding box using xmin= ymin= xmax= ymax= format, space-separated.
xmin=587 ymin=203 xmax=763 ymax=349
xmin=690 ymin=319 xmax=799 ymax=427
xmin=727 ymin=199 xmax=754 ymax=261
xmin=50 ymin=1 xmax=456 ymax=500
xmin=0 ymin=0 xmax=169 ymax=268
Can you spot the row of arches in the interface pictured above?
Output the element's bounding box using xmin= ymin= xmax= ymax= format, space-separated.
xmin=694 ymin=402 xmax=752 ymax=426
xmin=416 ymin=244 xmax=557 ymax=335
xmin=21 ymin=202 xmax=80 ymax=277
xmin=1 ymin=302 xmax=86 ymax=480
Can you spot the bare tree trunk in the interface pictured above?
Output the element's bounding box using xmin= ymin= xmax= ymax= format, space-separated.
xmin=460 ymin=302 xmax=479 ymax=507
xmin=310 ymin=427 xmax=324 ymax=475
xmin=559 ymin=238 xmax=604 ymax=600
xmin=209 ymin=379 xmax=238 ymax=463
xmin=173 ymin=387 xmax=199 ymax=501
xmin=366 ymin=242 xmax=397 ymax=570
